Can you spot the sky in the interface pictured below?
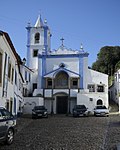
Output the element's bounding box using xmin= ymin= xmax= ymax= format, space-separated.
xmin=0 ymin=0 xmax=120 ymax=67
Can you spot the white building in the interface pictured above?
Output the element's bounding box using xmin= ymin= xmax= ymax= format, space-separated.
xmin=0 ymin=31 xmax=24 ymax=115
xmin=24 ymin=16 xmax=109 ymax=114
xmin=109 ymin=69 xmax=120 ymax=104
xmin=0 ymin=16 xmax=109 ymax=115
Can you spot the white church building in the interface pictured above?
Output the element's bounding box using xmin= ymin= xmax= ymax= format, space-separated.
xmin=23 ymin=15 xmax=109 ymax=114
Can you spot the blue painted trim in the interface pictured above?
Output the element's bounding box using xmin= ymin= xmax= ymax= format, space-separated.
xmin=79 ymin=57 xmax=83 ymax=88
xmin=26 ymin=27 xmax=31 ymax=66
xmin=44 ymin=67 xmax=80 ymax=77
xmin=44 ymin=67 xmax=60 ymax=76
xmin=44 ymin=27 xmax=48 ymax=55
xmin=43 ymin=26 xmax=49 ymax=30
xmin=38 ymin=53 xmax=89 ymax=59
xmin=42 ymin=55 xmax=46 ymax=88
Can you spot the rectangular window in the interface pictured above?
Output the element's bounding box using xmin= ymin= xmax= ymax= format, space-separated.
xmin=29 ymin=73 xmax=31 ymax=82
xmin=97 ymin=85 xmax=104 ymax=92
xmin=23 ymin=88 xmax=27 ymax=97
xmin=10 ymin=98 xmax=13 ymax=113
xmin=71 ymin=78 xmax=78 ymax=89
xmin=88 ymin=84 xmax=95 ymax=92
xmin=47 ymin=79 xmax=52 ymax=88
xmin=25 ymin=71 xmax=27 ymax=81
xmin=6 ymin=101 xmax=9 ymax=111
xmin=19 ymin=101 xmax=22 ymax=111
xmin=89 ymin=98 xmax=93 ymax=101
xmin=33 ymin=49 xmax=38 ymax=57
xmin=73 ymin=81 xmax=78 ymax=86
xmin=15 ymin=70 xmax=17 ymax=85
xmin=8 ymin=62 xmax=11 ymax=80
xmin=0 ymin=52 xmax=2 ymax=85
xmin=48 ymin=80 xmax=52 ymax=86
xmin=11 ymin=67 xmax=14 ymax=83
xmin=33 ymin=83 xmax=37 ymax=92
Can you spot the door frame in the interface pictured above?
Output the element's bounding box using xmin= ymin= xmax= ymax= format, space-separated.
xmin=56 ymin=96 xmax=68 ymax=114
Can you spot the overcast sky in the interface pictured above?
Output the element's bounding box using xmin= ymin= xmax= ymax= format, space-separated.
xmin=0 ymin=0 xmax=120 ymax=66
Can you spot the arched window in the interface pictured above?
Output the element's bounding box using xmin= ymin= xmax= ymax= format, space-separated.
xmin=97 ymin=99 xmax=103 ymax=105
xmin=34 ymin=33 xmax=40 ymax=43
xmin=55 ymin=71 xmax=69 ymax=88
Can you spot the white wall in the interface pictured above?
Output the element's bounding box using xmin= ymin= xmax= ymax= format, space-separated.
xmin=83 ymin=56 xmax=88 ymax=89
xmin=0 ymin=32 xmax=23 ymax=115
xmin=77 ymin=68 xmax=108 ymax=112
xmin=87 ymin=69 xmax=108 ymax=89
xmin=23 ymin=97 xmax=44 ymax=114
xmin=46 ymin=57 xmax=79 ymax=74
xmin=77 ymin=92 xmax=108 ymax=112
xmin=109 ymin=70 xmax=120 ymax=104
xmin=20 ymin=65 xmax=34 ymax=95
xmin=85 ymin=69 xmax=108 ymax=101
xmin=44 ymin=99 xmax=51 ymax=114
xmin=27 ymin=25 xmax=51 ymax=70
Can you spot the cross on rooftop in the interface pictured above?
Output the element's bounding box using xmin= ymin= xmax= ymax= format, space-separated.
xmin=60 ymin=37 xmax=64 ymax=46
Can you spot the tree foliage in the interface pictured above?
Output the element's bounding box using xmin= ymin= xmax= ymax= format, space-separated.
xmin=92 ymin=46 xmax=120 ymax=76
xmin=115 ymin=61 xmax=120 ymax=71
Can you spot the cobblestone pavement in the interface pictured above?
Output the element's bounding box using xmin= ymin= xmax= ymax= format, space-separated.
xmin=0 ymin=114 xmax=120 ymax=150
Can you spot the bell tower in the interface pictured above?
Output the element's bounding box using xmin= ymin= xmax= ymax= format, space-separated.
xmin=26 ymin=15 xmax=51 ymax=70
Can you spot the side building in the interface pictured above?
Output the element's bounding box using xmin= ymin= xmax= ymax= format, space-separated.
xmin=0 ymin=31 xmax=24 ymax=115
xmin=109 ymin=69 xmax=120 ymax=104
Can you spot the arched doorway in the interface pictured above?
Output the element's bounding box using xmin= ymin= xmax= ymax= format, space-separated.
xmin=97 ymin=99 xmax=103 ymax=105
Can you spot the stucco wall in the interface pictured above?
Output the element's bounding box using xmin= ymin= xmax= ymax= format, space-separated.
xmin=0 ymin=33 xmax=23 ymax=115
xmin=23 ymin=97 xmax=44 ymax=114
xmin=87 ymin=69 xmax=108 ymax=89
xmin=46 ymin=57 xmax=79 ymax=74
xmin=77 ymin=92 xmax=108 ymax=112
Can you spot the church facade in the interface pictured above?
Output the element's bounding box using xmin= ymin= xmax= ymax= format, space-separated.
xmin=24 ymin=16 xmax=109 ymax=114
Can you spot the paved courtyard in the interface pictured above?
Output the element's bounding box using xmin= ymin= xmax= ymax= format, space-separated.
xmin=0 ymin=114 xmax=120 ymax=150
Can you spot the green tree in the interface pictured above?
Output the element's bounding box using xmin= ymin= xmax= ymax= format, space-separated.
xmin=115 ymin=61 xmax=120 ymax=71
xmin=92 ymin=46 xmax=120 ymax=76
